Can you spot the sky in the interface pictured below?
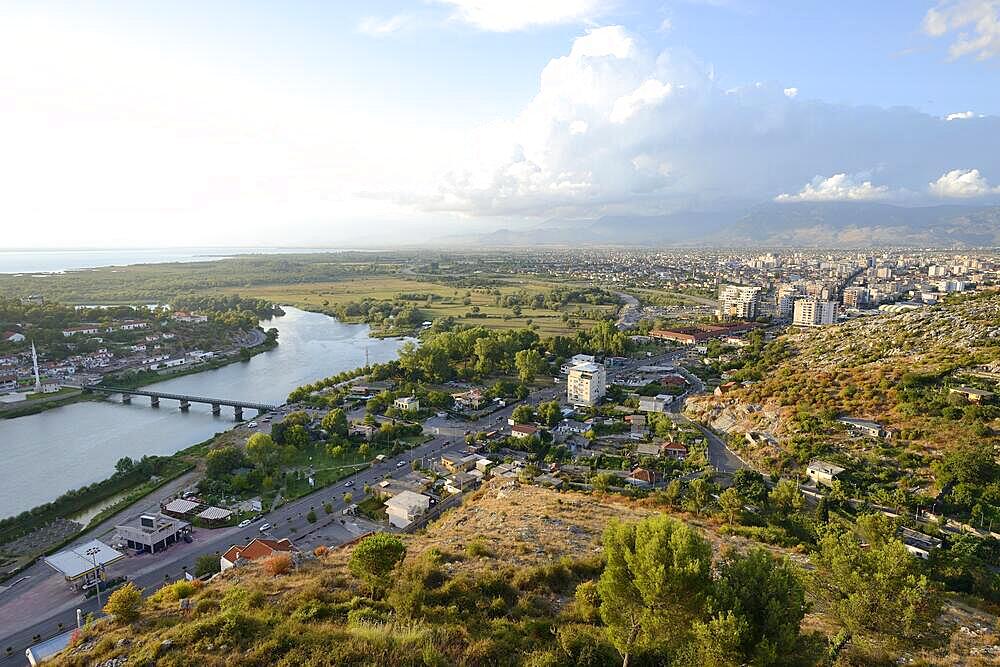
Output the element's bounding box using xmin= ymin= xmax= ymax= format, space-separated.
xmin=2 ymin=0 xmax=1000 ymax=248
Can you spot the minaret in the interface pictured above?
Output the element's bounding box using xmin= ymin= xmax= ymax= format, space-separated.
xmin=31 ymin=341 xmax=42 ymax=393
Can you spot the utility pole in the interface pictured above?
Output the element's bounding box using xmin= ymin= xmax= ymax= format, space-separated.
xmin=85 ymin=546 xmax=103 ymax=608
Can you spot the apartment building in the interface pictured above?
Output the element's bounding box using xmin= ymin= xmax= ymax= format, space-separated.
xmin=793 ymin=298 xmax=837 ymax=327
xmin=567 ymin=360 xmax=606 ymax=407
xmin=842 ymin=286 xmax=868 ymax=309
xmin=717 ymin=285 xmax=761 ymax=320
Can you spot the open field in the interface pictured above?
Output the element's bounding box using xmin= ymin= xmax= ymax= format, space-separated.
xmin=220 ymin=276 xmax=619 ymax=337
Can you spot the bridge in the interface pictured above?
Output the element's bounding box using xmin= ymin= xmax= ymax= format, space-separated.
xmin=82 ymin=385 xmax=278 ymax=420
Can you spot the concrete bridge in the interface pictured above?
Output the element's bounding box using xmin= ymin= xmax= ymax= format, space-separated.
xmin=82 ymin=385 xmax=278 ymax=420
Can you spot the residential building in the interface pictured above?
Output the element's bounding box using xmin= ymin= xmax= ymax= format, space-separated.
xmin=511 ymin=423 xmax=540 ymax=439
xmin=349 ymin=422 xmax=378 ymax=440
xmin=393 ymin=396 xmax=419 ymax=412
xmin=949 ymin=386 xmax=995 ymax=403
xmin=384 ymin=490 xmax=431 ymax=529
xmin=842 ymin=287 xmax=868 ymax=309
xmin=221 ymin=538 xmax=295 ymax=572
xmin=628 ymin=467 xmax=663 ymax=485
xmin=793 ymin=298 xmax=837 ymax=326
xmin=567 ymin=360 xmax=606 ymax=406
xmin=660 ymin=441 xmax=688 ymax=460
xmin=451 ymin=388 xmax=484 ymax=410
xmin=806 ymin=461 xmax=845 ymax=487
xmin=115 ymin=513 xmax=189 ymax=553
xmin=2 ymin=332 xmax=25 ymax=343
xmin=639 ymin=394 xmax=673 ymax=413
xmin=717 ymin=285 xmax=761 ymax=320
xmin=560 ymin=353 xmax=595 ymax=374
xmin=837 ymin=417 xmax=886 ymax=439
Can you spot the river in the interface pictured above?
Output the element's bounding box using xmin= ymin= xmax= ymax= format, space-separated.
xmin=0 ymin=307 xmax=408 ymax=519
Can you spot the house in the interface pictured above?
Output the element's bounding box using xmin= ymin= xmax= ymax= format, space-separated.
xmin=444 ymin=471 xmax=478 ymax=494
xmin=119 ymin=320 xmax=149 ymax=331
xmin=349 ymin=422 xmax=378 ymax=440
xmin=806 ymin=460 xmax=845 ymax=487
xmin=393 ymin=396 xmax=420 ymax=412
xmin=624 ymin=414 xmax=647 ymax=435
xmin=949 ymin=386 xmax=995 ymax=404
xmin=639 ymin=394 xmax=673 ymax=413
xmin=172 ymin=311 xmax=209 ymax=323
xmin=837 ymin=417 xmax=886 ymax=439
xmin=61 ymin=326 xmax=101 ymax=337
xmin=220 ymin=538 xmax=295 ymax=572
xmin=384 ymin=490 xmax=431 ymax=529
xmin=899 ymin=527 xmax=942 ymax=560
xmin=714 ymin=382 xmax=738 ymax=396
xmin=659 ymin=374 xmax=687 ymax=387
xmin=451 ymin=388 xmax=484 ymax=410
xmin=660 ymin=441 xmax=688 ymax=460
xmin=635 ymin=442 xmax=662 ymax=457
xmin=0 ymin=375 xmax=17 ymax=393
xmin=533 ymin=473 xmax=564 ymax=489
xmin=2 ymin=332 xmax=25 ymax=343
xmin=511 ymin=423 xmax=539 ymax=439
xmin=441 ymin=453 xmax=478 ymax=473
xmin=628 ymin=468 xmax=663 ymax=485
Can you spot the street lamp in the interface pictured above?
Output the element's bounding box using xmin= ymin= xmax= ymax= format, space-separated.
xmin=85 ymin=547 xmax=102 ymax=607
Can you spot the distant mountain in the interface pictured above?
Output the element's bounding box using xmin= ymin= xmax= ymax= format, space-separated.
xmin=440 ymin=202 xmax=1000 ymax=247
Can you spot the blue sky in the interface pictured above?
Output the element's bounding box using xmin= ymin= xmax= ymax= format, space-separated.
xmin=2 ymin=0 xmax=999 ymax=246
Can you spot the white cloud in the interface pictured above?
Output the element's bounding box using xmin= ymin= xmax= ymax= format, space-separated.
xmin=944 ymin=110 xmax=977 ymax=120
xmin=783 ymin=87 xmax=798 ymax=98
xmin=435 ymin=0 xmax=608 ymax=31
xmin=569 ymin=120 xmax=589 ymax=134
xmin=923 ymin=0 xmax=1000 ymax=61
xmin=610 ymin=79 xmax=672 ymax=123
xmin=928 ymin=168 xmax=1000 ymax=197
xmin=658 ymin=18 xmax=673 ymax=32
xmin=775 ymin=173 xmax=893 ymax=202
xmin=358 ymin=14 xmax=412 ymax=36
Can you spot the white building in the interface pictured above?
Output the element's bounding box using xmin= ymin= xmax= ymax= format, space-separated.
xmin=806 ymin=460 xmax=845 ymax=487
xmin=393 ymin=396 xmax=419 ymax=412
xmin=384 ymin=490 xmax=431 ymax=529
xmin=718 ymin=285 xmax=761 ymax=320
xmin=793 ymin=298 xmax=837 ymax=327
xmin=567 ymin=360 xmax=606 ymax=407
xmin=560 ymin=353 xmax=595 ymax=374
xmin=638 ymin=394 xmax=674 ymax=413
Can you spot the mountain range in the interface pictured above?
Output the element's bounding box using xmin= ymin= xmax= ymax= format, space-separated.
xmin=443 ymin=202 xmax=1000 ymax=248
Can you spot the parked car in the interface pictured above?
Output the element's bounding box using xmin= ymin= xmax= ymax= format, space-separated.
xmin=344 ymin=480 xmax=354 ymax=488
xmin=396 ymin=461 xmax=406 ymax=468
xmin=238 ymin=519 xmax=252 ymax=528
xmin=259 ymin=523 xmax=271 ymax=533
xmin=247 ymin=421 xmax=257 ymax=428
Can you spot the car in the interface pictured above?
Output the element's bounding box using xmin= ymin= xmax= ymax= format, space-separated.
xmin=344 ymin=480 xmax=354 ymax=487
xmin=259 ymin=523 xmax=271 ymax=532
xmin=238 ymin=519 xmax=252 ymax=528
xmin=247 ymin=421 xmax=257 ymax=428
xmin=396 ymin=461 xmax=406 ymax=468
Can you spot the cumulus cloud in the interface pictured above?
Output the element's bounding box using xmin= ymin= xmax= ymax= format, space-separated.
xmin=783 ymin=87 xmax=798 ymax=98
xmin=923 ymin=0 xmax=1000 ymax=61
xmin=928 ymin=168 xmax=1000 ymax=197
xmin=775 ymin=173 xmax=893 ymax=202
xmin=945 ymin=110 xmax=977 ymax=120
xmin=435 ymin=0 xmax=608 ymax=31
xmin=388 ymin=25 xmax=1000 ymax=218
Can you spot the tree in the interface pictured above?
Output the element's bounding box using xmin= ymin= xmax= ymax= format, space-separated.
xmin=246 ymin=433 xmax=280 ymax=471
xmin=687 ymin=478 xmax=712 ymax=515
xmin=206 ymin=446 xmax=247 ymax=479
xmin=195 ymin=554 xmax=221 ymax=578
xmin=706 ymin=548 xmax=806 ymax=665
xmin=514 ymin=348 xmax=544 ymax=384
xmin=285 ymin=424 xmax=310 ymax=449
xmin=103 ymin=582 xmax=143 ymax=624
xmin=537 ymin=400 xmax=562 ymax=427
xmin=343 ymin=492 xmax=353 ymax=504
xmin=814 ymin=497 xmax=829 ymax=524
xmin=114 ymin=456 xmax=135 ymax=474
xmin=718 ymin=488 xmax=744 ymax=525
xmin=321 ymin=408 xmax=348 ymax=437
xmin=731 ymin=469 xmax=768 ymax=505
xmin=348 ymin=533 xmax=407 ymax=594
xmin=814 ymin=528 xmax=939 ymax=636
xmin=306 ymin=510 xmax=317 ymax=523
xmin=511 ymin=404 xmax=535 ymax=424
xmin=598 ymin=515 xmax=713 ymax=666
xmin=769 ymin=479 xmax=804 ymax=515
xmin=658 ymin=479 xmax=684 ymax=508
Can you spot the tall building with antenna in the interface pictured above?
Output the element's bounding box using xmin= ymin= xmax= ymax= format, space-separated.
xmin=31 ymin=340 xmax=42 ymax=393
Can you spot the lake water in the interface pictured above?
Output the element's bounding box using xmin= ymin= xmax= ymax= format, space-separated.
xmin=0 ymin=247 xmax=353 ymax=274
xmin=0 ymin=307 xmax=408 ymax=518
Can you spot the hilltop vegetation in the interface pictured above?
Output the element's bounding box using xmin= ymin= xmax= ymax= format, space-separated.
xmin=56 ymin=481 xmax=998 ymax=667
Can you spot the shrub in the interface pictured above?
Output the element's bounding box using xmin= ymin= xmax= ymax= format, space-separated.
xmin=307 ymin=510 xmax=318 ymax=524
xmin=314 ymin=545 xmax=329 ymax=557
xmin=194 ymin=554 xmax=221 ymax=578
xmin=263 ymin=552 xmax=293 ymax=576
xmin=465 ymin=537 xmax=493 ymax=558
xmin=103 ymin=582 xmax=143 ymax=624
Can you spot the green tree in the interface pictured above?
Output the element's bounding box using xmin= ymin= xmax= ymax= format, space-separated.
xmin=194 ymin=554 xmax=221 ymax=578
xmin=514 ymin=348 xmax=544 ymax=384
xmin=246 ymin=433 xmax=281 ymax=471
xmin=348 ymin=533 xmax=407 ymax=595
xmin=205 ymin=446 xmax=246 ymax=479
xmin=731 ymin=469 xmax=768 ymax=505
xmin=814 ymin=528 xmax=939 ymax=636
xmin=114 ymin=456 xmax=135 ymax=474
xmin=306 ymin=510 xmax=317 ymax=523
xmin=769 ymin=479 xmax=804 ymax=515
xmin=658 ymin=479 xmax=684 ymax=508
xmin=537 ymin=400 xmax=562 ymax=427
xmin=718 ymin=488 xmax=744 ymax=525
xmin=321 ymin=408 xmax=348 ymax=437
xmin=512 ymin=404 xmax=535 ymax=424
xmin=285 ymin=424 xmax=310 ymax=449
xmin=598 ymin=515 xmax=713 ymax=666
xmin=687 ymin=478 xmax=712 ymax=515
xmin=103 ymin=582 xmax=143 ymax=624
xmin=343 ymin=492 xmax=353 ymax=504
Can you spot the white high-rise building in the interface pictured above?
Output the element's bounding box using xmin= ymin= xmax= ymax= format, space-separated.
xmin=567 ymin=361 xmax=606 ymax=407
xmin=718 ymin=285 xmax=761 ymax=320
xmin=793 ymin=298 xmax=837 ymax=327
xmin=776 ymin=285 xmax=802 ymax=318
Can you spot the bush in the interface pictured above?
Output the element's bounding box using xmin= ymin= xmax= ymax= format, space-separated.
xmin=465 ymin=537 xmax=493 ymax=559
xmin=194 ymin=554 xmax=222 ymax=578
xmin=314 ymin=545 xmax=329 ymax=557
xmin=103 ymin=582 xmax=143 ymax=624
xmin=306 ymin=510 xmax=318 ymax=524
xmin=263 ymin=553 xmax=293 ymax=576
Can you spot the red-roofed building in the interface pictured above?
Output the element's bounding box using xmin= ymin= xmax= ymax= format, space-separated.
xmin=511 ymin=423 xmax=539 ymax=439
xmin=660 ymin=441 xmax=688 ymax=460
xmin=220 ymin=538 xmax=295 ymax=572
xmin=628 ymin=468 xmax=663 ymax=485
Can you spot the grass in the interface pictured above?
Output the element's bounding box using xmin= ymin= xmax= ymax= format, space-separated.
xmin=217 ymin=277 xmax=618 ymax=337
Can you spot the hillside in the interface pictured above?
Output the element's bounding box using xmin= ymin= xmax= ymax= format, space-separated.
xmin=685 ymin=291 xmax=1000 ymax=503
xmin=54 ymin=480 xmax=999 ymax=666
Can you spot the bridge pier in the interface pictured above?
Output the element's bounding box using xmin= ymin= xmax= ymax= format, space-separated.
xmin=121 ymin=394 xmax=131 ymax=404
xmin=150 ymin=396 xmax=159 ymax=407
xmin=234 ymin=406 xmax=243 ymax=421
xmin=211 ymin=403 xmax=221 ymax=416
xmin=179 ymin=400 xmax=190 ymax=412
